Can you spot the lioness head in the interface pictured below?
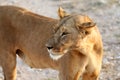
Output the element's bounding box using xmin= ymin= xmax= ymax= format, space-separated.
xmin=46 ymin=7 xmax=96 ymax=60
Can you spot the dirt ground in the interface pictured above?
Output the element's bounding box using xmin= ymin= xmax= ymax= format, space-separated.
xmin=0 ymin=0 xmax=120 ymax=80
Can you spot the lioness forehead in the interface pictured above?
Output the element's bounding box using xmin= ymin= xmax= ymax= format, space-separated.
xmin=53 ymin=14 xmax=93 ymax=33
xmin=58 ymin=14 xmax=92 ymax=27
xmin=58 ymin=15 xmax=74 ymax=27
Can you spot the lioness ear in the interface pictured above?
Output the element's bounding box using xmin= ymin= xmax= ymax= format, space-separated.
xmin=80 ymin=22 xmax=96 ymax=28
xmin=58 ymin=7 xmax=69 ymax=19
xmin=77 ymin=22 xmax=96 ymax=35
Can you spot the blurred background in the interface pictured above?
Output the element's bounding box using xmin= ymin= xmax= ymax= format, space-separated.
xmin=0 ymin=0 xmax=120 ymax=80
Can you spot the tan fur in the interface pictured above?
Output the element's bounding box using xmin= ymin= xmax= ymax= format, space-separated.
xmin=0 ymin=6 xmax=103 ymax=80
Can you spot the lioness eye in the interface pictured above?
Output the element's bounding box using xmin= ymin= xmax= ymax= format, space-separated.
xmin=61 ymin=32 xmax=68 ymax=36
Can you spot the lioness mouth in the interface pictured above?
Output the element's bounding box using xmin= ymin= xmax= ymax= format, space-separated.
xmin=47 ymin=49 xmax=64 ymax=60
xmin=49 ymin=53 xmax=64 ymax=60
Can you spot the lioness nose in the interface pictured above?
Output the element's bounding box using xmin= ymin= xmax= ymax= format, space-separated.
xmin=47 ymin=46 xmax=53 ymax=50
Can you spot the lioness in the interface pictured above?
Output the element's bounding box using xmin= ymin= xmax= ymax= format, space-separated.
xmin=0 ymin=6 xmax=103 ymax=80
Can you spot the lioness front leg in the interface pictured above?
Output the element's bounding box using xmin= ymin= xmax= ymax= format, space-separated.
xmin=82 ymin=71 xmax=99 ymax=80
xmin=2 ymin=51 xmax=16 ymax=80
xmin=59 ymin=70 xmax=82 ymax=80
xmin=59 ymin=53 xmax=87 ymax=80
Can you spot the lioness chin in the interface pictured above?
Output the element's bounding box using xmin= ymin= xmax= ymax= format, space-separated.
xmin=0 ymin=6 xmax=103 ymax=80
